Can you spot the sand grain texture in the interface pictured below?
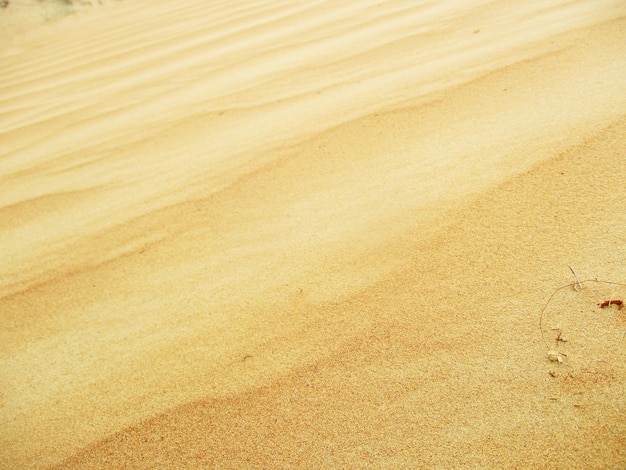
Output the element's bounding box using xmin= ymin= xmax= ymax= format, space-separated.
xmin=1 ymin=0 xmax=626 ymax=468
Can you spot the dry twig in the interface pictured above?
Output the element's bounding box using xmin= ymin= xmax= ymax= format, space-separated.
xmin=539 ymin=275 xmax=626 ymax=351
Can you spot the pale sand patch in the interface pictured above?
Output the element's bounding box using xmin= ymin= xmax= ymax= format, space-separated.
xmin=0 ymin=0 xmax=123 ymax=43
xmin=1 ymin=1 xmax=625 ymax=468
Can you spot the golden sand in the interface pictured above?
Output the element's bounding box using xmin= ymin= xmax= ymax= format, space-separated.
xmin=1 ymin=1 xmax=625 ymax=468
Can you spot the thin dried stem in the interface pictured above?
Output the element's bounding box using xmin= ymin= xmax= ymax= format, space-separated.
xmin=569 ymin=266 xmax=583 ymax=291
xmin=539 ymin=278 xmax=626 ymax=350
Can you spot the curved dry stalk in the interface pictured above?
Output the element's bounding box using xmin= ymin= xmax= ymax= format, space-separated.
xmin=539 ymin=278 xmax=626 ymax=350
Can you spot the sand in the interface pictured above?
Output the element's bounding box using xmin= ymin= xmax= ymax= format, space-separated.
xmin=1 ymin=0 xmax=626 ymax=468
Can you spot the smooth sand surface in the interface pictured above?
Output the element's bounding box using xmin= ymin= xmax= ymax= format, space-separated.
xmin=2 ymin=1 xmax=626 ymax=468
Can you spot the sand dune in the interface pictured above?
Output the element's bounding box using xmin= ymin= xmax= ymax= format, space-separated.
xmin=1 ymin=0 xmax=626 ymax=468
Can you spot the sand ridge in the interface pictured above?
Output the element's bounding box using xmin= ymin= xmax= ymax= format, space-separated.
xmin=1 ymin=0 xmax=626 ymax=468
xmin=2 ymin=0 xmax=625 ymax=299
